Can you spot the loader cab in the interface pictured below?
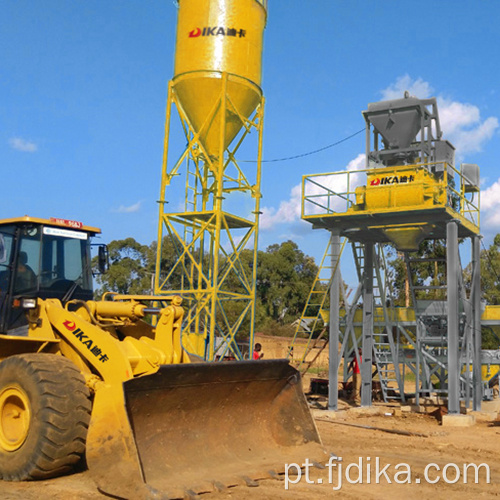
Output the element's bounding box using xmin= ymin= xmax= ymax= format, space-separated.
xmin=0 ymin=216 xmax=101 ymax=335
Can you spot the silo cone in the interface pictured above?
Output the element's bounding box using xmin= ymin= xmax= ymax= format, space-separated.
xmin=173 ymin=0 xmax=266 ymax=157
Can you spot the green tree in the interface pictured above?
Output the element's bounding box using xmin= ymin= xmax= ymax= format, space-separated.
xmin=479 ymin=234 xmax=500 ymax=305
xmin=94 ymin=238 xmax=150 ymax=297
xmin=94 ymin=236 xmax=319 ymax=338
xmin=387 ymin=239 xmax=447 ymax=306
xmin=474 ymin=234 xmax=500 ymax=349
xmin=257 ymin=240 xmax=318 ymax=326
xmin=94 ymin=236 xmax=182 ymax=297
xmin=151 ymin=236 xmax=184 ymax=291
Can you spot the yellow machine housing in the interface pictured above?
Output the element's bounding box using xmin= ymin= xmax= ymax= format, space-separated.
xmin=173 ymin=0 xmax=266 ymax=156
xmin=303 ymin=161 xmax=479 ymax=252
xmin=351 ymin=165 xmax=446 ymax=213
xmin=0 ymin=216 xmax=326 ymax=498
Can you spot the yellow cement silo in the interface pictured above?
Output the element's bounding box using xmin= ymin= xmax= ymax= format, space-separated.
xmin=173 ymin=0 xmax=267 ymax=157
xmin=156 ymin=0 xmax=267 ymax=362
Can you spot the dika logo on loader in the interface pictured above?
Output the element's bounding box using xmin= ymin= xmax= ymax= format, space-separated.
xmin=189 ymin=27 xmax=246 ymax=38
xmin=63 ymin=320 xmax=77 ymax=331
xmin=63 ymin=320 xmax=110 ymax=363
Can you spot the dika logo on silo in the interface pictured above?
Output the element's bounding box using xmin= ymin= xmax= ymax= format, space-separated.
xmin=369 ymin=175 xmax=416 ymax=186
xmin=189 ymin=27 xmax=246 ymax=38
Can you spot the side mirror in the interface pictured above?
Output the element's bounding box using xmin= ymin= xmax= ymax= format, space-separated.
xmin=98 ymin=245 xmax=109 ymax=274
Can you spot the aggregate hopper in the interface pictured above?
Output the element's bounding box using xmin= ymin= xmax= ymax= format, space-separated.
xmin=87 ymin=360 xmax=328 ymax=499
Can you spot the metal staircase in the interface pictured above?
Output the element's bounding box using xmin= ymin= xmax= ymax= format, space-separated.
xmin=353 ymin=242 xmax=405 ymax=402
xmin=288 ymin=238 xmax=346 ymax=369
xmin=291 ymin=238 xmax=406 ymax=403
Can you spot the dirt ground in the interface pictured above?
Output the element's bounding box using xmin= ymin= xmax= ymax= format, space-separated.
xmin=2 ymin=399 xmax=499 ymax=500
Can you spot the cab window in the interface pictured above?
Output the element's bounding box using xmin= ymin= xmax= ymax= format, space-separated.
xmin=14 ymin=226 xmax=41 ymax=294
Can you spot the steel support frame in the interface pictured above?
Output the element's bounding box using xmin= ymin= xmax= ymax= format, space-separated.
xmin=447 ymin=221 xmax=460 ymax=414
xmin=155 ymin=75 xmax=264 ymax=361
xmin=408 ymin=225 xmax=481 ymax=412
xmin=327 ymin=241 xmax=404 ymax=407
xmin=334 ymin=232 xmax=481 ymax=411
xmin=361 ymin=243 xmax=374 ymax=406
xmin=328 ymin=230 xmax=341 ymax=410
xmin=472 ymin=235 xmax=482 ymax=410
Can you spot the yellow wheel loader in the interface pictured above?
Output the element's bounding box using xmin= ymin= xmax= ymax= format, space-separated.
xmin=0 ymin=216 xmax=327 ymax=498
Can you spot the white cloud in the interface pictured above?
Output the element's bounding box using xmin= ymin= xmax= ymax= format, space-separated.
xmin=9 ymin=137 xmax=38 ymax=153
xmin=481 ymin=179 xmax=500 ymax=211
xmin=438 ymin=98 xmax=498 ymax=155
xmin=438 ymin=99 xmax=479 ymax=135
xmin=483 ymin=210 xmax=500 ymax=232
xmin=260 ymin=184 xmax=302 ymax=230
xmin=381 ymin=75 xmax=433 ymax=101
xmin=112 ymin=201 xmax=142 ymax=213
xmin=261 ymin=154 xmax=366 ymax=230
xmin=481 ymin=181 xmax=500 ymax=233
xmin=448 ymin=115 xmax=498 ymax=155
xmin=380 ymin=75 xmax=499 ymax=157
xmin=346 ymin=153 xmax=366 ymax=171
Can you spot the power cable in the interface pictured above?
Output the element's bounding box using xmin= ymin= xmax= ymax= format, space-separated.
xmin=240 ymin=127 xmax=365 ymax=163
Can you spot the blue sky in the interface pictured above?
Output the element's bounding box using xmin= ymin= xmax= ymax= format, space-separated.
xmin=2 ymin=0 xmax=500 ymax=269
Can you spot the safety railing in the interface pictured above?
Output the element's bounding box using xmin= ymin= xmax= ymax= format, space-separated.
xmin=302 ymin=161 xmax=480 ymax=229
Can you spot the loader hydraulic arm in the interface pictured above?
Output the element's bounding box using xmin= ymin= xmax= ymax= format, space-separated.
xmin=38 ymin=295 xmax=188 ymax=384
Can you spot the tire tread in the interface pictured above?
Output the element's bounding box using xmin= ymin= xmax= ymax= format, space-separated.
xmin=0 ymin=353 xmax=91 ymax=481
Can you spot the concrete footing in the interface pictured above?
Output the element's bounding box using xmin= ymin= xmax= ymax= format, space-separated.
xmin=441 ymin=414 xmax=476 ymax=427
xmin=481 ymin=399 xmax=500 ymax=412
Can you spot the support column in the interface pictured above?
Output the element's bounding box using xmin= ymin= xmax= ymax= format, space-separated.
xmin=328 ymin=230 xmax=341 ymax=410
xmin=361 ymin=243 xmax=374 ymax=407
xmin=472 ymin=236 xmax=482 ymax=411
xmin=447 ymin=221 xmax=460 ymax=414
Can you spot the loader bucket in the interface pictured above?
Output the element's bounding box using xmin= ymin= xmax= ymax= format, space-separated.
xmin=86 ymin=359 xmax=328 ymax=499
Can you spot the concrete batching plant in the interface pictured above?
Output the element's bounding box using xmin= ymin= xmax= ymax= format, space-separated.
xmin=298 ymin=93 xmax=483 ymax=418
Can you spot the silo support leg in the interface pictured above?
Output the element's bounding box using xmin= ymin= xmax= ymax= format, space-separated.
xmin=472 ymin=236 xmax=482 ymax=411
xmin=361 ymin=243 xmax=374 ymax=407
xmin=447 ymin=221 xmax=460 ymax=415
xmin=328 ymin=230 xmax=341 ymax=410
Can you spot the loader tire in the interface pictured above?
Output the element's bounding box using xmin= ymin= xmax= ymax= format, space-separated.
xmin=0 ymin=353 xmax=91 ymax=481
